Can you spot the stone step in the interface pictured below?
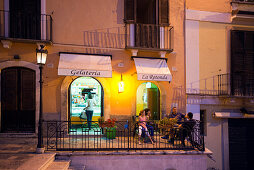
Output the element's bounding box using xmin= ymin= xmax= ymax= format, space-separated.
xmin=17 ymin=153 xmax=56 ymax=170
xmin=0 ymin=133 xmax=36 ymax=138
xmin=46 ymin=160 xmax=71 ymax=170
xmin=68 ymin=165 xmax=86 ymax=170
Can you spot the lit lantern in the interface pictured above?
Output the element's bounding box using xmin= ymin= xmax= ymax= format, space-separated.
xmin=36 ymin=45 xmax=48 ymax=65
xmin=118 ymin=74 xmax=124 ymax=93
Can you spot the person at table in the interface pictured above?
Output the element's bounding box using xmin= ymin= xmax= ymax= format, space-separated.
xmin=144 ymin=108 xmax=155 ymax=142
xmin=167 ymin=107 xmax=186 ymax=122
xmin=138 ymin=110 xmax=154 ymax=145
xmin=178 ymin=112 xmax=196 ymax=146
xmin=161 ymin=107 xmax=186 ymax=140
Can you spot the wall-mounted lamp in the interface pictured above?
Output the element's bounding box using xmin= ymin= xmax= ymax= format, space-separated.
xmin=118 ymin=74 xmax=124 ymax=93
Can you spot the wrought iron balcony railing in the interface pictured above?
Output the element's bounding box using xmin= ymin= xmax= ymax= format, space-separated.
xmin=125 ymin=23 xmax=173 ymax=51
xmin=45 ymin=120 xmax=204 ymax=151
xmin=186 ymin=73 xmax=254 ymax=97
xmin=0 ymin=10 xmax=52 ymax=42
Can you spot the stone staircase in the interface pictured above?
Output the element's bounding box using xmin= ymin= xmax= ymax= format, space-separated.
xmin=17 ymin=153 xmax=71 ymax=170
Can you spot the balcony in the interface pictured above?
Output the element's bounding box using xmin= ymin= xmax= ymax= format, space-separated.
xmin=186 ymin=73 xmax=254 ymax=97
xmin=125 ymin=23 xmax=173 ymax=52
xmin=0 ymin=10 xmax=52 ymax=43
xmin=231 ymin=0 xmax=254 ymax=22
xmin=44 ymin=120 xmax=204 ymax=151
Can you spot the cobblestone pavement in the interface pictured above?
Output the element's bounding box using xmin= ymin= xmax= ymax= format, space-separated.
xmin=0 ymin=137 xmax=38 ymax=170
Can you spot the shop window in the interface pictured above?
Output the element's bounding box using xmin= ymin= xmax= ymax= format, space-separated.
xmin=69 ymin=77 xmax=103 ymax=128
xmin=136 ymin=82 xmax=160 ymax=120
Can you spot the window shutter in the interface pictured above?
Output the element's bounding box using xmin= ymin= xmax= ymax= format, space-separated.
xmin=160 ymin=0 xmax=169 ymax=25
xmin=231 ymin=30 xmax=254 ymax=96
xmin=124 ymin=0 xmax=135 ymax=22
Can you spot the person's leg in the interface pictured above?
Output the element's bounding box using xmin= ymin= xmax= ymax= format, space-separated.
xmin=144 ymin=127 xmax=154 ymax=144
xmin=147 ymin=124 xmax=154 ymax=136
xmin=180 ymin=128 xmax=186 ymax=147
xmin=138 ymin=126 xmax=142 ymax=144
xmin=85 ymin=111 xmax=89 ymax=128
xmin=161 ymin=127 xmax=169 ymax=139
xmin=168 ymin=128 xmax=175 ymax=145
xmin=90 ymin=111 xmax=93 ymax=129
xmin=147 ymin=124 xmax=155 ymax=142
xmin=86 ymin=110 xmax=93 ymax=130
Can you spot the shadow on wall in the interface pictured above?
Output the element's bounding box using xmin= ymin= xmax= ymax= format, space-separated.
xmin=172 ymin=86 xmax=186 ymax=113
xmin=83 ymin=26 xmax=126 ymax=49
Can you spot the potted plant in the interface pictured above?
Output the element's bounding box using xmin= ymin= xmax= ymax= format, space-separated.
xmin=158 ymin=117 xmax=177 ymax=135
xmin=98 ymin=117 xmax=117 ymax=139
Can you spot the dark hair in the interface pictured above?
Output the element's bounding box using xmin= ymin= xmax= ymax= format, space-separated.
xmin=144 ymin=108 xmax=150 ymax=116
xmin=187 ymin=112 xmax=193 ymax=119
xmin=88 ymin=93 xmax=93 ymax=99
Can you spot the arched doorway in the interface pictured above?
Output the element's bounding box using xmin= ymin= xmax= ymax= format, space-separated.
xmin=69 ymin=77 xmax=103 ymax=129
xmin=136 ymin=82 xmax=160 ymax=120
xmin=1 ymin=67 xmax=35 ymax=132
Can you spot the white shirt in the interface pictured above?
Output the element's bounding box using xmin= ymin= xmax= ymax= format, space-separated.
xmin=86 ymin=99 xmax=95 ymax=111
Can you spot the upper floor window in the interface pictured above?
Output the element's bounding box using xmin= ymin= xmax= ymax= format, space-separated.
xmin=231 ymin=30 xmax=254 ymax=96
xmin=124 ymin=0 xmax=169 ymax=25
xmin=0 ymin=0 xmax=52 ymax=42
xmin=9 ymin=0 xmax=41 ymax=40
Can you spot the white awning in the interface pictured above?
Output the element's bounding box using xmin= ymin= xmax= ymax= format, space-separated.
xmin=58 ymin=53 xmax=112 ymax=77
xmin=133 ymin=57 xmax=172 ymax=81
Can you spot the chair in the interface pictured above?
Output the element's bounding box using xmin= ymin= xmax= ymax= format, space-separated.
xmin=133 ymin=121 xmax=152 ymax=143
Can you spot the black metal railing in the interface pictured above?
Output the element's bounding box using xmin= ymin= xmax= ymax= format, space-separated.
xmin=186 ymin=73 xmax=254 ymax=97
xmin=125 ymin=23 xmax=173 ymax=51
xmin=0 ymin=10 xmax=52 ymax=42
xmin=45 ymin=120 xmax=204 ymax=151
xmin=231 ymin=72 xmax=254 ymax=97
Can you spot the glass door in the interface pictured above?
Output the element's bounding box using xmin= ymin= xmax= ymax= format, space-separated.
xmin=69 ymin=77 xmax=103 ymax=130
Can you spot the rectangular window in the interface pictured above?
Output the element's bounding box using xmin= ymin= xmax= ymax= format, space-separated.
xmin=231 ymin=30 xmax=254 ymax=96
xmin=124 ymin=0 xmax=169 ymax=25
xmin=9 ymin=0 xmax=41 ymax=40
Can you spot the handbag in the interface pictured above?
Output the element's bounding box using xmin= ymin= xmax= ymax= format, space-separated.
xmin=80 ymin=109 xmax=87 ymax=120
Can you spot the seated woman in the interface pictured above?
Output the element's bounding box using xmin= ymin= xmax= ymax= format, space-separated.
xmin=138 ymin=110 xmax=154 ymax=145
xmin=144 ymin=108 xmax=155 ymax=142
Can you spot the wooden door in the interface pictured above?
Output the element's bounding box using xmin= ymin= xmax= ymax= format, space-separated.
xmin=1 ymin=67 xmax=35 ymax=132
xmin=147 ymin=88 xmax=160 ymax=120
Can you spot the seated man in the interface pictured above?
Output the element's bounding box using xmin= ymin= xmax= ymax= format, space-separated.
xmin=161 ymin=107 xmax=186 ymax=144
xmin=178 ymin=112 xmax=196 ymax=147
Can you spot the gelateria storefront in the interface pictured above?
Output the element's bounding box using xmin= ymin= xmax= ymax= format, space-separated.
xmin=58 ymin=52 xmax=172 ymax=131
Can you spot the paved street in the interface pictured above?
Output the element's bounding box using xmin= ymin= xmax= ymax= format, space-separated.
xmin=0 ymin=136 xmax=38 ymax=170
